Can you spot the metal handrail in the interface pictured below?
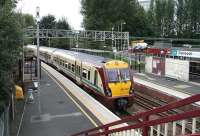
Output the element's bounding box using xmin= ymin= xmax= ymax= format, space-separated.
xmin=72 ymin=94 xmax=200 ymax=136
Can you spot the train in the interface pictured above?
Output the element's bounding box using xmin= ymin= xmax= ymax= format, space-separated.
xmin=26 ymin=45 xmax=134 ymax=110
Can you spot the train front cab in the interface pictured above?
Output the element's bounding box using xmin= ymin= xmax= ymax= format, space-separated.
xmin=104 ymin=60 xmax=134 ymax=110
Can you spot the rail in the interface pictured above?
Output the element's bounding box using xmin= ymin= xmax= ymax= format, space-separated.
xmin=72 ymin=94 xmax=200 ymax=136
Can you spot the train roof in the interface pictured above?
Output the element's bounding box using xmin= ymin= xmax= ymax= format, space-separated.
xmin=25 ymin=44 xmax=37 ymax=50
xmin=53 ymin=49 xmax=109 ymax=67
xmin=26 ymin=45 xmax=128 ymax=68
xmin=40 ymin=46 xmax=57 ymax=53
xmin=71 ymin=48 xmax=111 ymax=53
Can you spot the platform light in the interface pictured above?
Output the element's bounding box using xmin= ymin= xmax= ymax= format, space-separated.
xmin=121 ymin=21 xmax=126 ymax=51
xmin=36 ymin=6 xmax=41 ymax=117
xmin=36 ymin=6 xmax=40 ymax=22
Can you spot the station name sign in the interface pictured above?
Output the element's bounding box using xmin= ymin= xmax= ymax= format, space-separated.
xmin=171 ymin=49 xmax=200 ymax=58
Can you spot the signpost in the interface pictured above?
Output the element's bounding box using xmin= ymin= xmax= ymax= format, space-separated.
xmin=171 ymin=49 xmax=200 ymax=58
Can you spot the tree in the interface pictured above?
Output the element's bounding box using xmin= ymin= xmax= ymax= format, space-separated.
xmin=40 ymin=14 xmax=56 ymax=29
xmin=0 ymin=0 xmax=23 ymax=111
xmin=23 ymin=13 xmax=35 ymax=28
xmin=37 ymin=15 xmax=72 ymax=48
xmin=148 ymin=0 xmax=175 ymax=37
xmin=56 ymin=17 xmax=71 ymax=30
xmin=176 ymin=0 xmax=200 ymax=38
xmin=81 ymin=0 xmax=152 ymax=36
xmin=54 ymin=17 xmax=71 ymax=49
xmin=148 ymin=0 xmax=200 ymax=38
xmin=39 ymin=14 xmax=56 ymax=46
xmin=147 ymin=0 xmax=156 ymax=36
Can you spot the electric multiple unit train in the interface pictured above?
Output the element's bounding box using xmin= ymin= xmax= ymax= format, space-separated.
xmin=26 ymin=45 xmax=134 ymax=110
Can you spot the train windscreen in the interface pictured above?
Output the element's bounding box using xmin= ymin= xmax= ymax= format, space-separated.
xmin=120 ymin=68 xmax=130 ymax=81
xmin=107 ymin=68 xmax=130 ymax=82
xmin=107 ymin=69 xmax=120 ymax=82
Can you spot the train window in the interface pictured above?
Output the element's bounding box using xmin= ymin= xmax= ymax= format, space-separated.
xmin=88 ymin=71 xmax=90 ymax=80
xmin=76 ymin=65 xmax=80 ymax=75
xmin=78 ymin=66 xmax=81 ymax=75
xmin=72 ymin=64 xmax=75 ymax=72
xmin=61 ymin=60 xmax=63 ymax=66
xmin=62 ymin=60 xmax=65 ymax=67
xmin=59 ymin=59 xmax=62 ymax=65
xmin=65 ymin=63 xmax=68 ymax=68
xmin=76 ymin=65 xmax=78 ymax=72
xmin=94 ymin=70 xmax=98 ymax=86
xmin=68 ymin=63 xmax=71 ymax=70
xmin=82 ymin=69 xmax=87 ymax=79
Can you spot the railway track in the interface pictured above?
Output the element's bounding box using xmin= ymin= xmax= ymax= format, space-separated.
xmin=132 ymin=91 xmax=200 ymax=135
xmin=134 ymin=92 xmax=183 ymax=116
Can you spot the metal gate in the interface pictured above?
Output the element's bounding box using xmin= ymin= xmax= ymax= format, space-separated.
xmin=190 ymin=61 xmax=200 ymax=82
xmin=152 ymin=57 xmax=165 ymax=76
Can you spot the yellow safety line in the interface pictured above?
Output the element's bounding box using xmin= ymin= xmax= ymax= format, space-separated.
xmin=43 ymin=68 xmax=98 ymax=127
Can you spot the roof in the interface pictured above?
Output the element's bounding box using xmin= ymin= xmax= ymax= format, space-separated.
xmin=71 ymin=48 xmax=111 ymax=53
xmin=50 ymin=48 xmax=110 ymax=67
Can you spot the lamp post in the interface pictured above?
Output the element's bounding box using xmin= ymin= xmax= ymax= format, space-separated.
xmin=103 ymin=45 xmax=106 ymax=58
xmin=112 ymin=27 xmax=117 ymax=59
xmin=36 ymin=6 xmax=41 ymax=117
xmin=36 ymin=6 xmax=40 ymax=80
xmin=112 ymin=27 xmax=114 ymax=48
xmin=121 ymin=22 xmax=126 ymax=50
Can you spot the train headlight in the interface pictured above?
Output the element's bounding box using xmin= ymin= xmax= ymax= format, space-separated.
xmin=129 ymin=88 xmax=134 ymax=94
xmin=106 ymin=88 xmax=112 ymax=97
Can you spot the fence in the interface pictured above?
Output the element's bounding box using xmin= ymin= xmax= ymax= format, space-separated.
xmin=0 ymin=106 xmax=10 ymax=136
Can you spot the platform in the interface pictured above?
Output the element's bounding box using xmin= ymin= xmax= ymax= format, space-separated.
xmin=18 ymin=62 xmax=125 ymax=136
xmin=19 ymin=70 xmax=95 ymax=136
xmin=133 ymin=71 xmax=200 ymax=105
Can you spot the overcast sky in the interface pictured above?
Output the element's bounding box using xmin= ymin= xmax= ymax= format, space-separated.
xmin=16 ymin=0 xmax=83 ymax=30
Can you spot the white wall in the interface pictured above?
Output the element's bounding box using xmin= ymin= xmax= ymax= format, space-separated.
xmin=165 ymin=58 xmax=189 ymax=81
xmin=145 ymin=56 xmax=153 ymax=73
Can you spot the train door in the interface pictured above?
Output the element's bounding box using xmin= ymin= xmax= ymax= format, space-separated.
xmin=80 ymin=62 xmax=82 ymax=81
xmin=75 ymin=61 xmax=81 ymax=84
xmin=75 ymin=61 xmax=77 ymax=80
